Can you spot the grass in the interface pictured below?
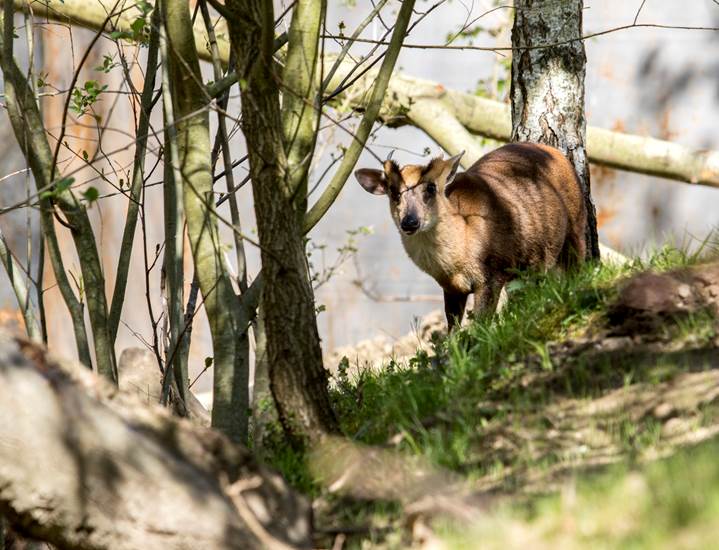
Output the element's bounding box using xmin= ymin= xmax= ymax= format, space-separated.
xmin=260 ymin=238 xmax=719 ymax=545
xmin=329 ymin=243 xmax=717 ymax=474
xmin=435 ymin=437 xmax=719 ymax=549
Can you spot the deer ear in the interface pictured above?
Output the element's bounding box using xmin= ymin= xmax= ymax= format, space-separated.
xmin=355 ymin=169 xmax=387 ymax=195
xmin=446 ymin=151 xmax=464 ymax=183
xmin=443 ymin=151 xmax=464 ymax=195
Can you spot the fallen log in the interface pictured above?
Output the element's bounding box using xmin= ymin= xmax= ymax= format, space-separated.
xmin=13 ymin=0 xmax=719 ymax=188
xmin=0 ymin=331 xmax=310 ymax=549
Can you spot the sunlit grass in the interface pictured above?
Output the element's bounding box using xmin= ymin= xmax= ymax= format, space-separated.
xmin=329 ymin=241 xmax=717 ymax=473
xmin=435 ymin=437 xmax=719 ymax=549
xmin=261 ymin=236 xmax=719 ymax=546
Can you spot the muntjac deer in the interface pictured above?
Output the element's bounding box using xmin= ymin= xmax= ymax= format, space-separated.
xmin=355 ymin=142 xmax=587 ymax=330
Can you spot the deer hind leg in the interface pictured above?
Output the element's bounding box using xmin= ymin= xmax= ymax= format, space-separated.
xmin=559 ymin=228 xmax=586 ymax=270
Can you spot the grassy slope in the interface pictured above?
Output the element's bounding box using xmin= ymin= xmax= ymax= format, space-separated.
xmin=263 ymin=241 xmax=719 ymax=547
xmin=438 ymin=437 xmax=719 ymax=549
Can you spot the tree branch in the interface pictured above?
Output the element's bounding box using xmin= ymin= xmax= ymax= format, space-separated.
xmin=303 ymin=0 xmax=417 ymax=233
xmin=108 ymin=6 xmax=161 ymax=343
xmin=0 ymin=228 xmax=41 ymax=341
xmin=322 ymin=63 xmax=719 ymax=189
xmin=282 ymin=0 xmax=325 ymax=214
xmin=13 ymin=0 xmax=231 ymax=64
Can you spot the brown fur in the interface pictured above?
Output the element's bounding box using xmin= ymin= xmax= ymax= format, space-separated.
xmin=355 ymin=142 xmax=587 ymax=329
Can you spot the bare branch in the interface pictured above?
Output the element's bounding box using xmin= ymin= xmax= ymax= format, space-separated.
xmin=0 ymin=228 xmax=41 ymax=340
xmin=303 ymin=0 xmax=418 ymax=233
xmin=108 ymin=6 xmax=161 ymax=343
xmin=281 ymin=0 xmax=326 ymax=212
xmin=633 ymin=0 xmax=648 ymax=26
xmin=320 ymin=22 xmax=719 ymax=52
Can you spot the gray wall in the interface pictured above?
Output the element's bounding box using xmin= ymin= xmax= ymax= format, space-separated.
xmin=1 ymin=1 xmax=717 ymax=390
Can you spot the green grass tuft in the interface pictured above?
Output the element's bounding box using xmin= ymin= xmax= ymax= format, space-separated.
xmin=329 ymin=240 xmax=717 ymax=475
xmin=261 ymin=236 xmax=719 ymax=546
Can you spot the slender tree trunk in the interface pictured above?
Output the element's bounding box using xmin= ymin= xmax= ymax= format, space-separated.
xmin=282 ymin=0 xmax=325 ymax=217
xmin=1 ymin=3 xmax=113 ymax=376
xmin=108 ymin=7 xmax=160 ymax=343
xmin=510 ymin=0 xmax=600 ymax=260
xmin=225 ymin=0 xmax=338 ymax=442
xmin=160 ymin=17 xmax=188 ymax=409
xmin=162 ymin=0 xmax=248 ymax=442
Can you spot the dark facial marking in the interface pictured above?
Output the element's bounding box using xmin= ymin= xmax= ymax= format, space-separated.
xmin=424 ymin=182 xmax=437 ymax=201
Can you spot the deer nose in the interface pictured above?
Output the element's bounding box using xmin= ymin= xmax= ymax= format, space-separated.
xmin=400 ymin=214 xmax=420 ymax=234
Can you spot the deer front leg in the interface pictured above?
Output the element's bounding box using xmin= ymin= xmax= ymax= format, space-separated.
xmin=473 ymin=277 xmax=505 ymax=319
xmin=443 ymin=289 xmax=468 ymax=332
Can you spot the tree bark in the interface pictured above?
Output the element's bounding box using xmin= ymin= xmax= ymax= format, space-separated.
xmin=0 ymin=331 xmax=311 ymax=550
xmin=1 ymin=2 xmax=114 ymax=378
xmin=162 ymin=0 xmax=248 ymax=443
xmin=510 ymin=0 xmax=600 ymax=260
xmin=224 ymin=0 xmax=339 ymax=442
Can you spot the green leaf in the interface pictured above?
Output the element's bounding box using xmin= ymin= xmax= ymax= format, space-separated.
xmin=82 ymin=187 xmax=99 ymax=203
xmin=131 ymin=18 xmax=145 ymax=36
xmin=54 ymin=177 xmax=75 ymax=192
xmin=110 ymin=30 xmax=133 ymax=41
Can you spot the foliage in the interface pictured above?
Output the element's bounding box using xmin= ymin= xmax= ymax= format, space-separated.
xmin=70 ymin=80 xmax=108 ymax=117
xmin=109 ymin=0 xmax=152 ymax=44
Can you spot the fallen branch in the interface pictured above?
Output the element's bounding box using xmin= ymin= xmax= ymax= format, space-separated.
xmin=327 ymin=67 xmax=719 ymax=188
xmin=14 ymin=0 xmax=719 ymax=188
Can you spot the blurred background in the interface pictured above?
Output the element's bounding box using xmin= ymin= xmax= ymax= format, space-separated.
xmin=1 ymin=0 xmax=718 ymax=392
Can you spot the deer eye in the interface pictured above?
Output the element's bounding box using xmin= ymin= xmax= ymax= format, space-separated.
xmin=425 ymin=182 xmax=436 ymax=197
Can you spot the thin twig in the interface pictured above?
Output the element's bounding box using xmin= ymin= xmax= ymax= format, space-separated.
xmin=633 ymin=0 xmax=648 ymax=26
xmin=49 ymin=1 xmax=130 ymax=183
xmin=108 ymin=6 xmax=161 ymax=342
xmin=321 ymin=22 xmax=719 ymax=53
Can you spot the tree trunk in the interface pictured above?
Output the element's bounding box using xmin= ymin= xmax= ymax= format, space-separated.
xmin=18 ymin=0 xmax=719 ymax=190
xmin=224 ymin=1 xmax=338 ymax=442
xmin=510 ymin=0 xmax=600 ymax=260
xmin=0 ymin=331 xmax=310 ymax=550
xmin=163 ymin=0 xmax=248 ymax=443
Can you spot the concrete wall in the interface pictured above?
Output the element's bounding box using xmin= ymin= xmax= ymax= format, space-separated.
xmin=1 ymin=0 xmax=717 ymax=391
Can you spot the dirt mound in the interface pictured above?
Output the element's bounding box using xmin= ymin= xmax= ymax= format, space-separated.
xmin=325 ymin=310 xmax=446 ymax=376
